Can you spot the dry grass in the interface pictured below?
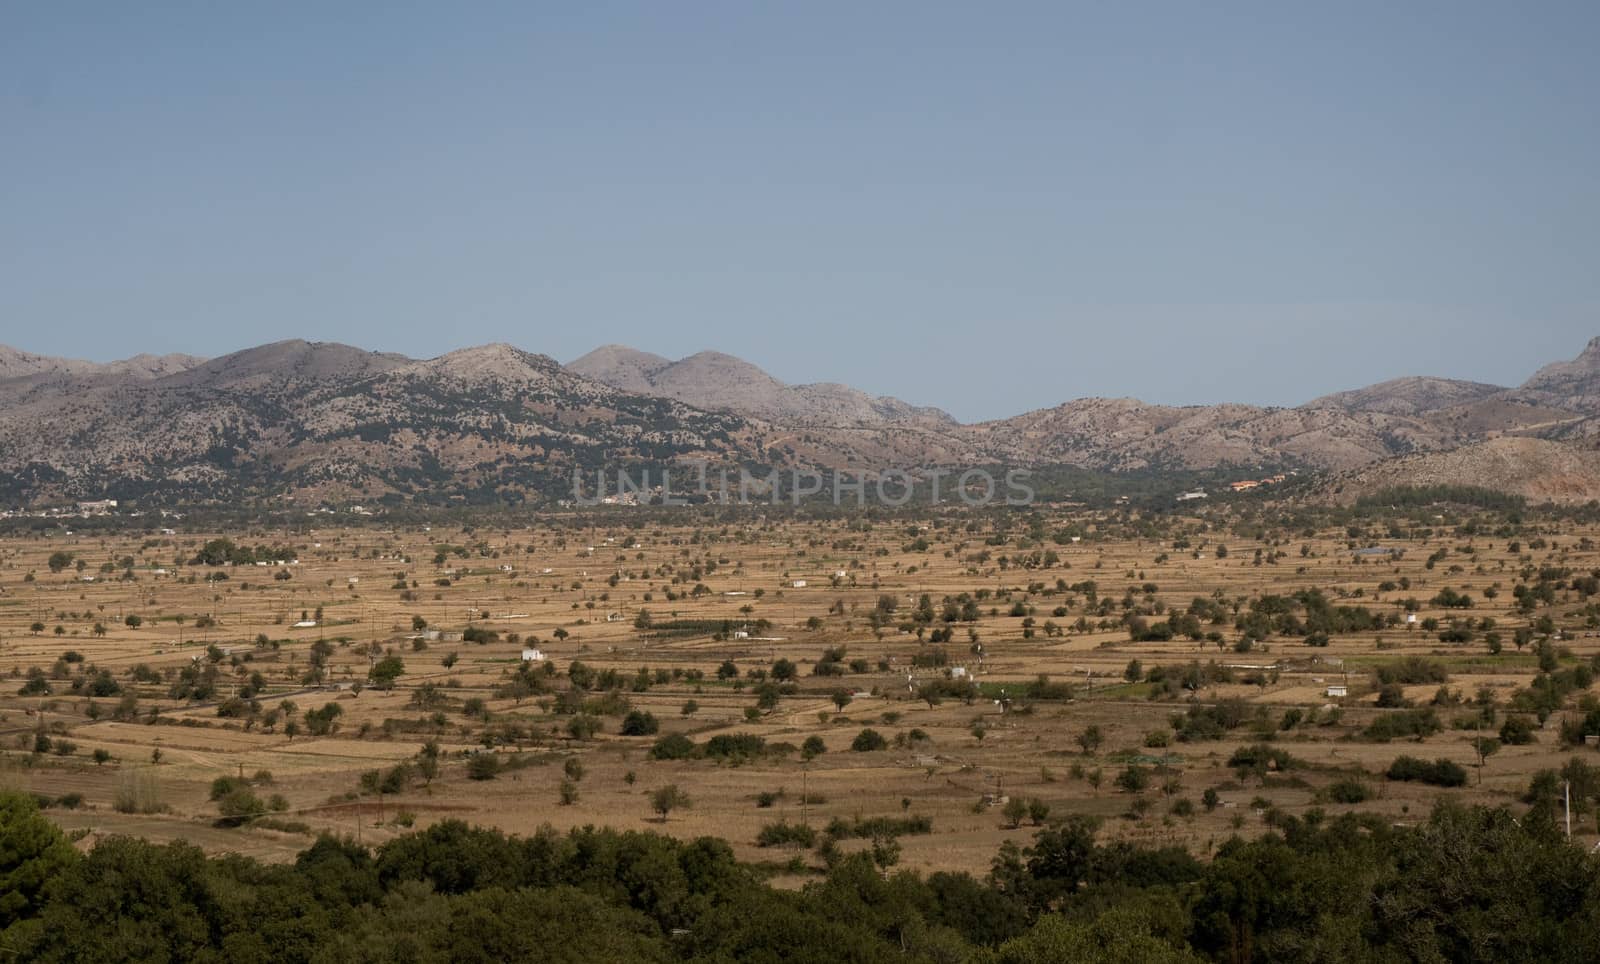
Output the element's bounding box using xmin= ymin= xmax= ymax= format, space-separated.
xmin=1 ymin=512 xmax=1595 ymax=871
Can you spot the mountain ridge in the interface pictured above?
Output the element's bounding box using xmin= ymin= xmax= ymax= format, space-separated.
xmin=0 ymin=335 xmax=1596 ymax=505
xmin=568 ymin=345 xmax=958 ymax=428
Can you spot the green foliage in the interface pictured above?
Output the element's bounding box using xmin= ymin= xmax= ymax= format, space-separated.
xmin=1 ymin=799 xmax=1597 ymax=962
xmin=1501 ymin=715 xmax=1538 ymax=745
xmin=756 ymin=821 xmax=817 ymax=848
xmin=648 ymin=733 xmax=695 ymax=761
xmin=215 ymin=787 xmax=267 ymax=824
xmin=650 ymin=784 xmax=689 ymax=820
xmin=1361 ymin=708 xmax=1442 ymax=742
xmin=1323 ymin=779 xmax=1373 ymax=804
xmin=1355 ymin=485 xmax=1526 ymax=512
xmin=368 ymin=656 xmax=405 ymax=689
xmin=702 ymin=733 xmax=767 ymax=761
xmin=619 ymin=710 xmax=659 ymax=736
xmin=0 ymin=792 xmax=78 ymax=928
xmin=1387 ymin=756 xmax=1469 ymax=787
xmin=851 ymin=728 xmax=888 ymax=752
xmin=1374 ymin=657 xmax=1450 ymax=686
xmin=825 ymin=814 xmax=934 ymax=839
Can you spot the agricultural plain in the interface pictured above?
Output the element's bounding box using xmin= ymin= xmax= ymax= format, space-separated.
xmin=3 ymin=504 xmax=1599 ymax=878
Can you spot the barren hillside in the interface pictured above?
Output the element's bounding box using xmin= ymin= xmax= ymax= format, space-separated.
xmin=1322 ymin=436 xmax=1600 ymax=505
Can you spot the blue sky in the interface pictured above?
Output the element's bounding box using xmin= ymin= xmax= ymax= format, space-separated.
xmin=2 ymin=2 xmax=1596 ymax=420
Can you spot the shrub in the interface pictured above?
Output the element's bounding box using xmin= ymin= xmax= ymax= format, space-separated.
xmin=1386 ymin=756 xmax=1468 ymax=787
xmin=1324 ymin=778 xmax=1372 ymax=804
xmin=650 ymin=733 xmax=695 ymax=760
xmin=851 ymin=729 xmax=888 ymax=752
xmin=704 ymin=733 xmax=767 ymax=761
xmin=565 ymin=715 xmax=601 ymax=740
xmin=216 ymin=788 xmax=266 ymax=824
xmin=756 ymin=821 xmax=817 ymax=848
xmin=1361 ymin=709 xmax=1441 ymax=742
xmin=824 ymin=815 xmax=933 ymax=839
xmin=1374 ymin=657 xmax=1450 ymax=686
xmin=1500 ymin=715 xmax=1537 ymax=745
xmin=619 ymin=710 xmax=659 ymax=736
xmin=1116 ymin=765 xmax=1151 ymax=794
xmin=1375 ymin=683 xmax=1410 ymax=708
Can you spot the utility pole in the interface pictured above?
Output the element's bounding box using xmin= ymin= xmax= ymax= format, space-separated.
xmin=1566 ymin=780 xmax=1573 ymax=838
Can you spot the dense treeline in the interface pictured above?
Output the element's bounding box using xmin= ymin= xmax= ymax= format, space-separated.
xmin=3 ymin=792 xmax=1599 ymax=962
xmin=1355 ymin=485 xmax=1528 ymax=512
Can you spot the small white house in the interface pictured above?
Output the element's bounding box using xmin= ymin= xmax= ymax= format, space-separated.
xmin=950 ymin=666 xmax=969 ymax=680
xmin=733 ymin=630 xmax=749 ymax=639
xmin=791 ymin=579 xmax=807 ymax=588
xmin=1326 ymin=684 xmax=1348 ymax=698
xmin=520 ymin=648 xmax=546 ymax=662
xmin=293 ymin=620 xmax=318 ymax=629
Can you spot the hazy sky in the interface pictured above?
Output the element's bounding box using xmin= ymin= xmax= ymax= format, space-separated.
xmin=3 ymin=3 xmax=1596 ymax=421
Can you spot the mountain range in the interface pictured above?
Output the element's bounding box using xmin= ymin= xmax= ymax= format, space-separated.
xmin=1 ymin=336 xmax=1597 ymax=505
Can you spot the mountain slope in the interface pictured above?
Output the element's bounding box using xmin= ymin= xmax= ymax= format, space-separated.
xmin=970 ymin=397 xmax=1461 ymax=472
xmin=569 ymin=346 xmax=956 ymax=426
xmin=1304 ymin=376 xmax=1506 ymax=416
xmin=1322 ymin=437 xmax=1600 ymax=506
xmin=566 ymin=345 xmax=672 ymax=394
xmin=3 ymin=334 xmax=1600 ymax=505
xmin=0 ymin=345 xmax=205 ymax=382
xmin=1516 ymin=336 xmax=1600 ymax=410
xmin=0 ymin=342 xmax=755 ymax=504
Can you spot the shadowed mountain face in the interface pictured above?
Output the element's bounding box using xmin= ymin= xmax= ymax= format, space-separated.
xmin=1 ymin=335 xmax=1597 ymax=504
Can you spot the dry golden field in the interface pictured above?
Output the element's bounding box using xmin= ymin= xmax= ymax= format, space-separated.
xmin=2 ymin=508 xmax=1598 ymax=879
